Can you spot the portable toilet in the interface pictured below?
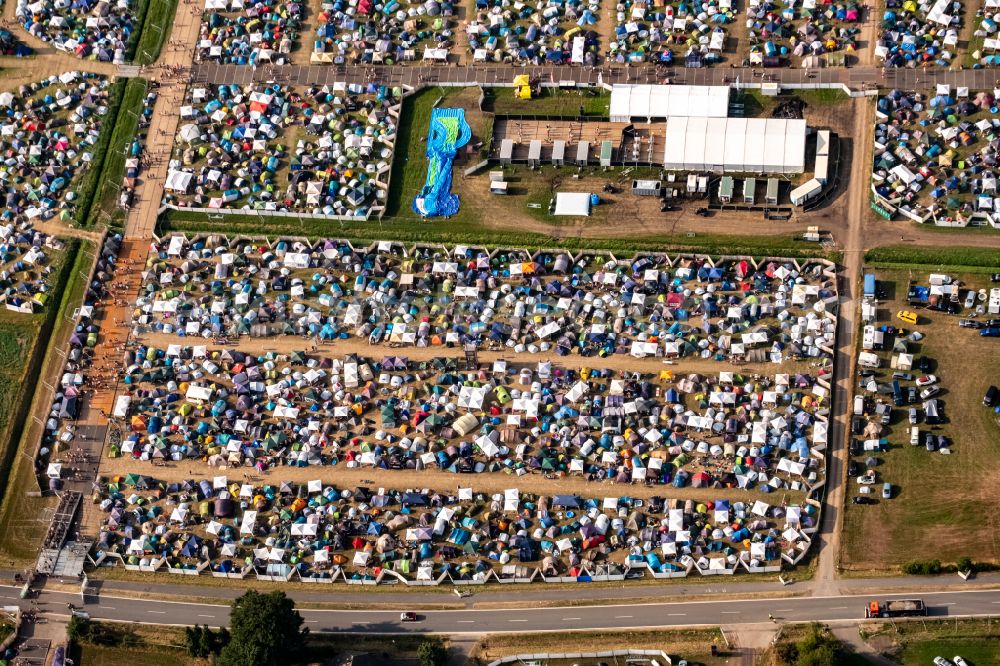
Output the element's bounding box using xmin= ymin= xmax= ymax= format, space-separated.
xmin=499 ymin=139 xmax=514 ymax=165
xmin=719 ymin=176 xmax=734 ymax=203
xmin=576 ymin=141 xmax=589 ymax=166
xmin=552 ymin=140 xmax=565 ymax=166
xmin=766 ymin=178 xmax=779 ymax=205
xmin=528 ymin=140 xmax=542 ymax=167
xmin=686 ymin=173 xmax=699 ymax=194
xmin=632 ymin=180 xmax=662 ymax=197
xmin=600 ymin=140 xmax=613 ymax=167
xmin=743 ymin=178 xmax=756 ymax=204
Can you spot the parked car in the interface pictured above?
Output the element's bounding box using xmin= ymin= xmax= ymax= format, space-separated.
xmin=937 ymin=435 xmax=948 ymax=450
xmin=987 ymin=319 xmax=1000 ymax=328
xmin=850 ymin=440 xmax=861 ymax=456
xmin=958 ymin=319 xmax=983 ymax=329
xmin=852 ymin=496 xmax=876 ymax=505
xmin=920 ymin=386 xmax=940 ymax=400
xmin=896 ymin=310 xmax=918 ymax=325
xmin=908 ymin=407 xmax=918 ymax=424
xmin=985 ymin=385 xmax=999 ymax=407
xmin=907 ymin=386 xmax=917 ymax=404
xmin=917 ymin=357 xmax=933 ymax=372
xmin=954 ymin=656 xmax=970 ymax=666
xmin=916 ymin=375 xmax=937 ymax=387
xmin=933 ymin=658 xmax=954 ymax=666
xmin=991 ymin=273 xmax=1000 ymax=283
xmin=857 ymin=471 xmax=877 ymax=485
xmin=848 ymin=460 xmax=859 ymax=476
xmin=882 ymin=482 xmax=892 ymax=499
xmin=964 ymin=291 xmax=976 ymax=309
xmin=851 ymin=416 xmax=863 ymax=435
xmin=925 ymin=432 xmax=937 ymax=452
xmin=910 ymin=426 xmax=920 ymax=446
xmin=981 ymin=327 xmax=1000 ymax=337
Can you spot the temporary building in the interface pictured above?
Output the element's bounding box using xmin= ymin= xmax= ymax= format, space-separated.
xmin=609 ymin=84 xmax=730 ymax=122
xmin=743 ymin=177 xmax=756 ymax=203
xmin=575 ymin=141 xmax=590 ymax=166
xmin=664 ymin=117 xmax=807 ymax=174
xmin=499 ymin=139 xmax=514 ymax=164
xmin=790 ymin=178 xmax=822 ymax=206
xmin=554 ymin=192 xmax=593 ymax=216
xmin=766 ymin=178 xmax=780 ymax=205
xmin=528 ymin=140 xmax=542 ymax=167
xmin=552 ymin=140 xmax=565 ymax=166
xmin=600 ymin=140 xmax=614 ymax=167
xmin=719 ymin=176 xmax=734 ymax=203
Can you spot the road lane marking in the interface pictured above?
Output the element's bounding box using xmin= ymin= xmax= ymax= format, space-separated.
xmin=197 ymin=614 xmax=214 ymax=618
xmin=456 ymin=620 xmax=475 ymax=624
xmin=615 ymin=615 xmax=633 ymax=619
xmin=774 ymin=609 xmax=794 ymax=612
xmin=668 ymin=613 xmax=687 ymax=616
xmin=148 ymin=611 xmax=166 ymax=614
xmin=720 ymin=611 xmax=740 ymax=614
xmin=562 ymin=617 xmax=581 ymax=621
xmin=941 ymin=603 xmax=956 ymax=606
xmin=509 ymin=619 xmax=528 ymax=622
xmin=829 ymin=607 xmax=848 ymax=610
xmin=102 ymin=607 xmax=116 ymax=611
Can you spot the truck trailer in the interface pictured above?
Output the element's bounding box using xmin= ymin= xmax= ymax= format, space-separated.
xmin=865 ymin=599 xmax=927 ymax=618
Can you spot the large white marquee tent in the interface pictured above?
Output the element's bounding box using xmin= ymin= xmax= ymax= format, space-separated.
xmin=609 ymin=84 xmax=730 ymax=122
xmin=663 ymin=117 xmax=806 ymax=174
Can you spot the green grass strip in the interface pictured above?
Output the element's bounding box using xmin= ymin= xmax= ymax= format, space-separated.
xmin=74 ymin=81 xmax=127 ymax=227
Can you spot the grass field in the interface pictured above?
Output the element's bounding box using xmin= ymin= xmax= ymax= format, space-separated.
xmin=128 ymin=0 xmax=177 ymax=63
xmin=76 ymin=644 xmax=190 ymax=666
xmin=483 ymin=86 xmax=611 ymax=117
xmin=74 ymin=81 xmax=127 ymax=227
xmin=866 ymin=246 xmax=1000 ymax=272
xmin=87 ymin=78 xmax=148 ymax=227
xmin=862 ymin=619 xmax=1000 ymax=666
xmin=840 ymin=268 xmax=1000 ymax=572
xmin=0 ymin=241 xmax=87 ymax=563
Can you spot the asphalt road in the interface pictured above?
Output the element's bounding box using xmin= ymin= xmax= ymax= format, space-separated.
xmin=3 ymin=585 xmax=1000 ymax=634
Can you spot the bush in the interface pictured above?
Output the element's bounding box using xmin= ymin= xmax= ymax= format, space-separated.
xmin=956 ymin=557 xmax=974 ymax=573
xmin=902 ymin=559 xmax=942 ymax=575
xmin=417 ymin=640 xmax=448 ymax=666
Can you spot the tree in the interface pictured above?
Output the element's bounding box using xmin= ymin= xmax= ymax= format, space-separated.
xmin=216 ymin=591 xmax=307 ymax=666
xmin=417 ymin=640 xmax=448 ymax=666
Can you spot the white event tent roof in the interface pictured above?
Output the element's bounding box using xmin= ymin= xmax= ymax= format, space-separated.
xmin=609 ymin=84 xmax=730 ymax=122
xmin=663 ymin=117 xmax=806 ymax=174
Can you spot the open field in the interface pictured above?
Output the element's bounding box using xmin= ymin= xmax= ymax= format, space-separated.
xmin=861 ymin=618 xmax=1000 ymax=666
xmin=468 ymin=627 xmax=729 ymax=665
xmin=482 ymin=87 xmax=611 ymax=117
xmin=840 ymin=268 xmax=1000 ymax=572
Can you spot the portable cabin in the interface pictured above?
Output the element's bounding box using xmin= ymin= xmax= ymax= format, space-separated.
xmin=576 ymin=141 xmax=589 ymax=166
xmin=790 ymin=178 xmax=822 ymax=206
xmin=816 ymin=129 xmax=831 ymax=157
xmin=600 ymin=140 xmax=614 ymax=167
xmin=528 ymin=140 xmax=542 ymax=167
xmin=742 ymin=178 xmax=756 ymax=204
xmin=718 ymin=176 xmax=734 ymax=203
xmin=552 ymin=140 xmax=566 ymax=166
xmin=766 ymin=178 xmax=779 ymax=205
xmin=490 ymin=181 xmax=508 ymax=195
xmin=499 ymin=139 xmax=514 ymax=164
xmin=632 ymin=179 xmax=661 ymax=197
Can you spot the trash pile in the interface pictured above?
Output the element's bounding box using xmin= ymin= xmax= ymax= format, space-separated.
xmin=0 ymin=72 xmax=111 ymax=224
xmin=871 ymin=86 xmax=1000 ymax=223
xmin=93 ymin=474 xmax=819 ymax=582
xmin=875 ymin=0 xmax=960 ymax=67
xmin=16 ymin=0 xmax=131 ymax=62
xmin=135 ymin=237 xmax=839 ymax=363
xmin=465 ymin=0 xmax=601 ymax=64
xmin=163 ymin=83 xmax=399 ymax=217
xmin=745 ymin=0 xmax=860 ymax=64
xmin=0 ymin=225 xmax=63 ymax=314
xmin=609 ymin=0 xmax=735 ymax=65
xmin=197 ymin=0 xmax=303 ymax=65
xmin=312 ymin=0 xmax=456 ymax=64
xmin=0 ymin=28 xmax=32 ymax=56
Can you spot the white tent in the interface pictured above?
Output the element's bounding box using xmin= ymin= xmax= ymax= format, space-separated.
xmin=609 ymin=84 xmax=729 ymax=122
xmin=553 ymin=192 xmax=592 ymax=216
xmin=664 ymin=117 xmax=807 ymax=174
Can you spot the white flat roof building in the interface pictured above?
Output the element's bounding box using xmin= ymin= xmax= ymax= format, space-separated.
xmin=609 ymin=84 xmax=730 ymax=122
xmin=663 ymin=117 xmax=806 ymax=174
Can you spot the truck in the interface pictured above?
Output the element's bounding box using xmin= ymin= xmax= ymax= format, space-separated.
xmin=865 ymin=599 xmax=927 ymax=618
xmin=863 ymin=274 xmax=877 ymax=299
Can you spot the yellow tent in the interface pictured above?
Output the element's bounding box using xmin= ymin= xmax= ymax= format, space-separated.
xmin=513 ymin=74 xmax=532 ymax=100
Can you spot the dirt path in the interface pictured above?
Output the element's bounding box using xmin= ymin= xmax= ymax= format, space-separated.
xmin=852 ymin=2 xmax=877 ymax=67
xmin=131 ymin=329 xmax=824 ymax=378
xmin=97 ymin=453 xmax=805 ymax=504
xmin=814 ymin=97 xmax=872 ymax=596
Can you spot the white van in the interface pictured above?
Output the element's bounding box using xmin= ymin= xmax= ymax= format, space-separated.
xmin=910 ymin=426 xmax=919 ymax=446
xmin=858 ymin=351 xmax=881 ymax=368
xmin=853 ymin=395 xmax=865 ymax=416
